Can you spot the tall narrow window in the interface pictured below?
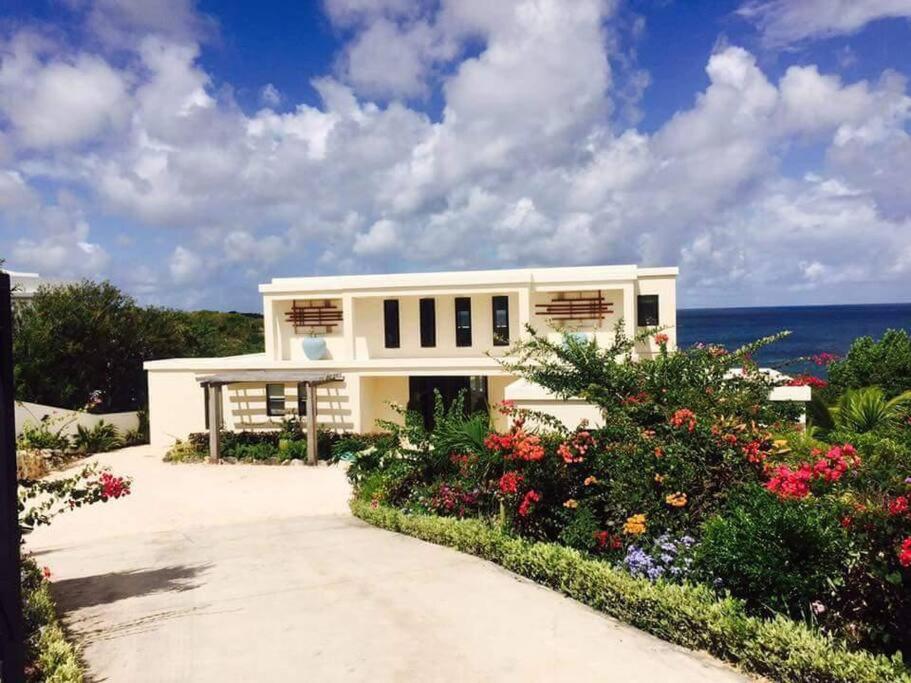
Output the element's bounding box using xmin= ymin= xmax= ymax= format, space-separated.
xmin=383 ymin=299 xmax=400 ymax=348
xmin=297 ymin=382 xmax=308 ymax=417
xmin=420 ymin=298 xmax=436 ymax=347
xmin=266 ymin=383 xmax=285 ymax=417
xmin=455 ymin=297 xmax=472 ymax=347
xmin=492 ymin=295 xmax=510 ymax=346
xmin=637 ymin=294 xmax=659 ymax=327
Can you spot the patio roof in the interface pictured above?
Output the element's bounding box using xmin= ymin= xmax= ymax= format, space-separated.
xmin=196 ymin=370 xmax=343 ymax=385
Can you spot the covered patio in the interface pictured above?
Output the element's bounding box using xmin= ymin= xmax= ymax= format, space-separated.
xmin=196 ymin=370 xmax=342 ymax=464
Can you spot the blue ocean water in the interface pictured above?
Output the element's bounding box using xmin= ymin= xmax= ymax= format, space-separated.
xmin=677 ymin=303 xmax=911 ymax=375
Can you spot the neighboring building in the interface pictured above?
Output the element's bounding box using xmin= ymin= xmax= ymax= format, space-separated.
xmin=144 ymin=264 xmax=678 ymax=448
xmin=5 ymin=270 xmax=43 ymax=304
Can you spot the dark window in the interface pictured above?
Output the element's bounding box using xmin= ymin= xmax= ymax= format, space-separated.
xmin=492 ymin=295 xmax=510 ymax=346
xmin=637 ymin=294 xmax=659 ymax=327
xmin=455 ymin=297 xmax=472 ymax=347
xmin=408 ymin=376 xmax=488 ymax=430
xmin=383 ymin=299 xmax=400 ymax=348
xmin=419 ymin=298 xmax=436 ymax=347
xmin=297 ymin=382 xmax=308 ymax=417
xmin=266 ymin=383 xmax=285 ymax=417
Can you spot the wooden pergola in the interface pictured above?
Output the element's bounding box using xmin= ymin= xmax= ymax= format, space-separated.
xmin=196 ymin=370 xmax=343 ymax=465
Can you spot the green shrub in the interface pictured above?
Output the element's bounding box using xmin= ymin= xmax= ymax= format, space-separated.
xmin=73 ymin=421 xmax=121 ymax=454
xmin=21 ymin=557 xmax=83 ymax=682
xmin=827 ymin=330 xmax=911 ymax=399
xmin=695 ymin=487 xmax=850 ymax=617
xmin=17 ymin=416 xmax=71 ymax=451
xmin=163 ymin=439 xmax=206 ymax=463
xmin=352 ymin=502 xmax=909 ymax=683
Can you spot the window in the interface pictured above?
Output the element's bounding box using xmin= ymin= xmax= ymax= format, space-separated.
xmin=455 ymin=297 xmax=472 ymax=347
xmin=637 ymin=294 xmax=659 ymax=327
xmin=383 ymin=299 xmax=400 ymax=348
xmin=266 ymin=383 xmax=285 ymax=417
xmin=297 ymin=382 xmax=308 ymax=417
xmin=492 ymin=295 xmax=509 ymax=346
xmin=420 ymin=298 xmax=436 ymax=347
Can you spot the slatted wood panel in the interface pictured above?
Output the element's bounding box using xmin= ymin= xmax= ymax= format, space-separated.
xmin=284 ymin=299 xmax=343 ymax=333
xmin=535 ymin=291 xmax=613 ymax=323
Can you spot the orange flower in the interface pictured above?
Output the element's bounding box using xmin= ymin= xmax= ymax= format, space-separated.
xmin=623 ymin=513 xmax=647 ymax=535
xmin=563 ymin=498 xmax=579 ymax=509
xmin=584 ymin=476 xmax=598 ymax=486
xmin=665 ymin=492 xmax=688 ymax=508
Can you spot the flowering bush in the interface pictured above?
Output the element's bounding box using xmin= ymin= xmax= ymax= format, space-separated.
xmin=346 ymin=327 xmax=911 ymax=660
xmin=625 ymin=534 xmax=696 ymax=582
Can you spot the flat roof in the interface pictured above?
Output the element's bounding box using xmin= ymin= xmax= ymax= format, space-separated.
xmin=197 ymin=370 xmax=343 ymax=385
xmin=259 ymin=264 xmax=678 ymax=295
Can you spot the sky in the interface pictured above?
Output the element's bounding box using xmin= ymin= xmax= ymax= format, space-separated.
xmin=1 ymin=0 xmax=910 ymax=312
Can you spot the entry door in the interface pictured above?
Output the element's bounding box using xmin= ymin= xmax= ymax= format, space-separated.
xmin=408 ymin=376 xmax=488 ymax=429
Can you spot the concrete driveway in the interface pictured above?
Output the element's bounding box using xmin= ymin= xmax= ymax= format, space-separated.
xmin=27 ymin=445 xmax=748 ymax=682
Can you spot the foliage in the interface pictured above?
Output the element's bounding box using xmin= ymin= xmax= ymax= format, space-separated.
xmin=818 ymin=387 xmax=911 ymax=435
xmin=163 ymin=439 xmax=207 ymax=463
xmin=170 ymin=423 xmax=344 ymax=463
xmin=353 ymin=501 xmax=910 ymax=683
xmin=345 ymin=328 xmax=911 ymax=660
xmin=21 ymin=557 xmax=83 ymax=682
xmin=696 ymin=486 xmax=850 ymax=616
xmin=73 ymin=421 xmax=122 ymax=454
xmin=13 ymin=279 xmax=263 ymax=412
xmin=17 ymin=414 xmax=71 ymax=451
xmin=826 ymin=329 xmax=911 ymax=399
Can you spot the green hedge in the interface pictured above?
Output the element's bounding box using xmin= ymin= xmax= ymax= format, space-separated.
xmin=351 ymin=501 xmax=909 ymax=683
xmin=21 ymin=557 xmax=83 ymax=682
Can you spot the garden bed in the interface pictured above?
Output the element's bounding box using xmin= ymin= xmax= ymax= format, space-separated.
xmin=21 ymin=556 xmax=84 ymax=682
xmin=352 ymin=501 xmax=909 ymax=683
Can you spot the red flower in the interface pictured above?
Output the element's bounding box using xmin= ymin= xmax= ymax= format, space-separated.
xmin=41 ymin=566 xmax=52 ymax=580
xmin=765 ymin=444 xmax=860 ymax=500
xmin=518 ymin=490 xmax=542 ymax=517
xmin=840 ymin=516 xmax=853 ymax=529
xmin=98 ymin=472 xmax=130 ymax=500
xmin=787 ymin=374 xmax=828 ymax=389
xmin=498 ymin=471 xmax=524 ymax=495
xmin=485 ymin=425 xmax=545 ymax=461
xmin=670 ymin=408 xmax=696 ymax=432
xmin=888 ymin=496 xmax=909 ymax=516
xmin=899 ymin=538 xmax=911 ymax=568
xmin=654 ymin=333 xmax=669 ymax=346
xmin=594 ymin=531 xmax=623 ymax=550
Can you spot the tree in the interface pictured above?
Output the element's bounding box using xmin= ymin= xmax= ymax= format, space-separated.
xmin=826 ymin=329 xmax=911 ymax=399
xmin=13 ymin=281 xmax=188 ymax=412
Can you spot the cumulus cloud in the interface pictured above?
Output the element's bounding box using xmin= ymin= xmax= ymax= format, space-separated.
xmin=1 ymin=0 xmax=910 ymax=307
xmin=739 ymin=0 xmax=911 ymax=47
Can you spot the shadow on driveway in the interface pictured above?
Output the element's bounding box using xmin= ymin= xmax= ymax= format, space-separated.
xmin=52 ymin=564 xmax=210 ymax=612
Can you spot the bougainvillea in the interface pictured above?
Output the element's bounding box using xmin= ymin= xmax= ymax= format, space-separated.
xmin=498 ymin=471 xmax=523 ymax=495
xmin=518 ymin=490 xmax=542 ymax=517
xmin=484 ymin=422 xmax=545 ymax=462
xmin=670 ymin=408 xmax=697 ymax=432
xmin=900 ymin=538 xmax=911 ymax=568
xmin=765 ymin=444 xmax=861 ymax=500
xmin=787 ymin=374 xmax=828 ymax=389
xmin=557 ymin=429 xmax=595 ymax=464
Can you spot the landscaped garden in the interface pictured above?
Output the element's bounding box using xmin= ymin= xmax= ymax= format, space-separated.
xmin=345 ymin=327 xmax=911 ymax=682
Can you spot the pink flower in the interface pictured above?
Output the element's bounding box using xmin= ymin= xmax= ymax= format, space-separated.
xmin=518 ymin=490 xmax=542 ymax=517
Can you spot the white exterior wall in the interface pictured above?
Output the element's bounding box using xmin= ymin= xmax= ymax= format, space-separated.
xmin=146 ymin=265 xmax=681 ymax=445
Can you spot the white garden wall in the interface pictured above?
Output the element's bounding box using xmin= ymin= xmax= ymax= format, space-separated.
xmin=15 ymin=401 xmax=139 ymax=438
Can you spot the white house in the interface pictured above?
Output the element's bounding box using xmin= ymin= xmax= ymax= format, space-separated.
xmin=5 ymin=270 xmax=44 ymax=303
xmin=144 ymin=264 xmax=679 ymax=455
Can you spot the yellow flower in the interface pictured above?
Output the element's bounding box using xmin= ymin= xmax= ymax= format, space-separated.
xmin=623 ymin=513 xmax=647 ymax=535
xmin=563 ymin=498 xmax=578 ymax=509
xmin=654 ymin=473 xmax=665 ymax=484
xmin=665 ymin=492 xmax=688 ymax=508
xmin=584 ymin=476 xmax=598 ymax=486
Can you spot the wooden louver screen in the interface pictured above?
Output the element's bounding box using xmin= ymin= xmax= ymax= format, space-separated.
xmin=285 ymin=300 xmax=342 ymax=333
xmin=535 ymin=291 xmax=613 ymax=323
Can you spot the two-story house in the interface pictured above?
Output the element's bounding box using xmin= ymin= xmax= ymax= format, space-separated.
xmin=144 ymin=264 xmax=678 ymax=456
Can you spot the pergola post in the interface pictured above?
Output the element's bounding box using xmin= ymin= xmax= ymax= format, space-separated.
xmin=306 ymin=381 xmax=318 ymax=466
xmin=207 ymin=382 xmax=221 ymax=463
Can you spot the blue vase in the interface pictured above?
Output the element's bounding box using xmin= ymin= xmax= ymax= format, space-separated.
xmin=302 ymin=337 xmax=327 ymax=360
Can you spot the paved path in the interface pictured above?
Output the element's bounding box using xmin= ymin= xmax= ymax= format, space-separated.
xmin=28 ymin=446 xmax=749 ymax=682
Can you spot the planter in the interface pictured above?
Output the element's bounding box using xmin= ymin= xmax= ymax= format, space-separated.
xmin=302 ymin=337 xmax=327 ymax=360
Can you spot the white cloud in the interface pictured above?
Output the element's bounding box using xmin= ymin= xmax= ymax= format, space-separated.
xmin=0 ymin=34 xmax=130 ymax=149
xmin=353 ymin=218 xmax=399 ymax=255
xmin=738 ymin=0 xmax=911 ymax=47
xmin=1 ymin=1 xmax=910 ymax=307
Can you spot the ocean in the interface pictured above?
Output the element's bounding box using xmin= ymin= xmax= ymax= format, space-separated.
xmin=677 ymin=303 xmax=911 ymax=375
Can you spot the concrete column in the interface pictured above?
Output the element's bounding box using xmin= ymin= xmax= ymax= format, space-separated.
xmin=306 ymin=382 xmax=318 ymax=466
xmin=517 ymin=287 xmax=532 ymax=338
xmin=207 ymin=383 xmax=221 ymax=463
xmin=342 ymin=294 xmax=356 ymax=360
xmin=263 ymin=297 xmax=276 ymax=360
xmin=622 ymin=283 xmax=636 ymax=352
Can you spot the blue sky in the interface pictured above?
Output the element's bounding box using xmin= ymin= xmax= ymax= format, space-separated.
xmin=1 ymin=0 xmax=910 ymax=312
